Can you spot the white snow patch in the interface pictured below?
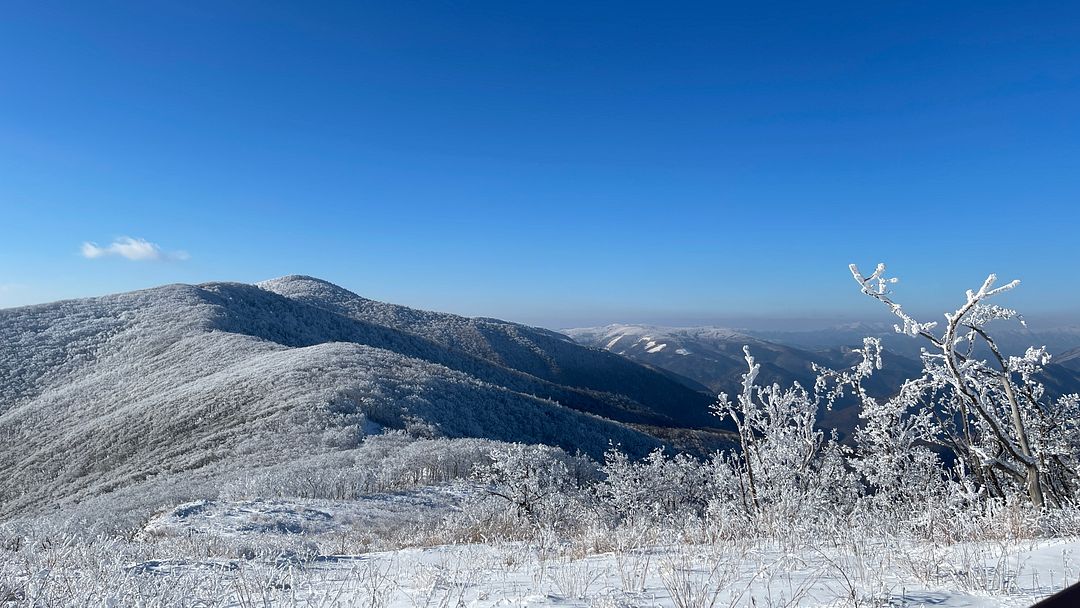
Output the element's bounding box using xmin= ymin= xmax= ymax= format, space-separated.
xmin=646 ymin=343 xmax=667 ymax=353
xmin=675 ymin=348 xmax=691 ymax=356
xmin=140 ymin=487 xmax=470 ymax=541
xmin=605 ymin=335 xmax=624 ymax=349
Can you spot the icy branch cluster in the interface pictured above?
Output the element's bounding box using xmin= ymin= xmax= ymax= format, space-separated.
xmin=849 ymin=263 xmax=1080 ymax=510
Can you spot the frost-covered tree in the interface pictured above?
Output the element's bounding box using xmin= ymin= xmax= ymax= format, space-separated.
xmin=597 ymin=446 xmax=713 ymax=526
xmin=712 ymin=348 xmax=858 ymax=535
xmin=849 ymin=263 xmax=1080 ymax=509
xmin=815 ymin=338 xmax=947 ymax=530
xmin=473 ymin=444 xmax=591 ymax=527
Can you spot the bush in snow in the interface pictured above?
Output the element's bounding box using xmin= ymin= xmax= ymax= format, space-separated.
xmin=469 ymin=443 xmax=598 ymax=539
xmin=849 ymin=263 xmax=1080 ymax=510
xmin=596 ymin=446 xmax=714 ymax=528
xmin=711 ymin=346 xmax=859 ymax=539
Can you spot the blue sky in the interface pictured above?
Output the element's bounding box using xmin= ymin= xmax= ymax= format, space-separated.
xmin=2 ymin=1 xmax=1078 ymax=328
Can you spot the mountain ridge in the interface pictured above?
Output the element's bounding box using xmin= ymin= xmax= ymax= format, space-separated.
xmin=0 ymin=277 xmax=723 ymax=522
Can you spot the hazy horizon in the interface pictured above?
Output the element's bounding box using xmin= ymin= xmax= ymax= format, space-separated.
xmin=4 ymin=272 xmax=1079 ymax=334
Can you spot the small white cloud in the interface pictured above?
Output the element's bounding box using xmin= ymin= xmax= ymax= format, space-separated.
xmin=81 ymin=237 xmax=189 ymax=262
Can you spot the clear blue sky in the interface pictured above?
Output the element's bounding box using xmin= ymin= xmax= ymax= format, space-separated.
xmin=2 ymin=1 xmax=1078 ymax=328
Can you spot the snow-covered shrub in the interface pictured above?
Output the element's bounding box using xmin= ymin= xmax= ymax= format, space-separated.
xmin=596 ymin=446 xmax=713 ymax=527
xmin=469 ymin=443 xmax=598 ymax=539
xmin=849 ymin=263 xmax=1080 ymax=510
xmin=814 ymin=337 xmax=950 ymax=536
xmin=217 ymin=432 xmax=508 ymax=501
xmin=712 ymin=347 xmax=859 ymax=540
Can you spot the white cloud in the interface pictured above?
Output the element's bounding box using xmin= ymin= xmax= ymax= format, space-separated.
xmin=81 ymin=237 xmax=189 ymax=262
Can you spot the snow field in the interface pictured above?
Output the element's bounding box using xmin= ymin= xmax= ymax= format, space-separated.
xmin=4 ymin=522 xmax=1078 ymax=607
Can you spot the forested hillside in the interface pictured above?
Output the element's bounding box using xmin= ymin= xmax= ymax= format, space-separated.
xmin=0 ymin=278 xmax=714 ymax=523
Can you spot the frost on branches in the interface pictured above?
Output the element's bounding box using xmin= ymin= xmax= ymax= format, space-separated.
xmin=696 ymin=263 xmax=1080 ymax=543
xmin=849 ymin=263 xmax=1080 ymax=510
xmin=711 ymin=347 xmax=858 ymax=537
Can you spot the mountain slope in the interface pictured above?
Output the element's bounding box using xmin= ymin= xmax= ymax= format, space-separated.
xmin=257 ymin=276 xmax=716 ymax=427
xmin=0 ymin=279 xmax=713 ymax=522
xmin=1057 ymin=347 xmax=1080 ymax=372
xmin=564 ymin=324 xmax=927 ymax=438
xmin=564 ymin=324 xmax=839 ymax=396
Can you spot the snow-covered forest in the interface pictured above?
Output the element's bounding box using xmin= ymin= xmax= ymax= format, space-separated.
xmin=2 ymin=265 xmax=1080 ymax=607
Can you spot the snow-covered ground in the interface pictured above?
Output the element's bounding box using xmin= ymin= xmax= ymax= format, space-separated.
xmin=141 ymin=488 xmax=466 ymax=541
xmin=5 ymin=492 xmax=1075 ymax=607
xmin=117 ymin=535 xmax=1080 ymax=607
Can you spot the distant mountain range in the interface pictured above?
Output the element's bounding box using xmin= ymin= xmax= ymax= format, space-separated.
xmin=565 ymin=323 xmax=1080 ymax=438
xmin=0 ymin=277 xmax=718 ymax=521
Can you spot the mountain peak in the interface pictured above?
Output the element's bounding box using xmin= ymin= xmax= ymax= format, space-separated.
xmin=256 ymin=275 xmax=365 ymax=304
xmin=265 ymin=274 xmax=331 ymax=283
xmin=257 ymin=274 xmax=345 ymax=289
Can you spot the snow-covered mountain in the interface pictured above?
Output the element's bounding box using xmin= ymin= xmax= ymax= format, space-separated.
xmin=567 ymin=324 xmax=891 ymax=434
xmin=256 ymin=277 xmax=716 ymax=427
xmin=564 ymin=323 xmax=1080 ymax=438
xmin=1056 ymin=346 xmax=1080 ymax=372
xmin=0 ymin=278 xmax=717 ymax=522
xmin=563 ymin=323 xmax=923 ymax=397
